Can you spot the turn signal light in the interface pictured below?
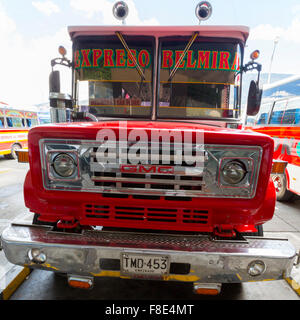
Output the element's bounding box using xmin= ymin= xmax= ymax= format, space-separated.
xmin=194 ymin=288 xmax=220 ymax=295
xmin=271 ymin=161 xmax=287 ymax=174
xmin=16 ymin=149 xmax=29 ymax=163
xmin=59 ymin=46 xmax=67 ymax=57
xmin=68 ymin=276 xmax=94 ymax=290
xmin=250 ymin=50 xmax=260 ymax=61
xmin=193 ymin=283 xmax=221 ymax=295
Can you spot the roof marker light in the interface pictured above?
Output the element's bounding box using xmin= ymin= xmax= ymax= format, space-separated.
xmin=195 ymin=1 xmax=213 ymax=24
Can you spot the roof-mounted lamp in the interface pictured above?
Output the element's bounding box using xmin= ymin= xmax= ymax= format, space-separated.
xmin=113 ymin=1 xmax=129 ymax=25
xmin=195 ymin=1 xmax=213 ymax=24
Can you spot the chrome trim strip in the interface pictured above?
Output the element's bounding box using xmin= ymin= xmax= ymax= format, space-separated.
xmin=91 ymin=176 xmax=204 ymax=186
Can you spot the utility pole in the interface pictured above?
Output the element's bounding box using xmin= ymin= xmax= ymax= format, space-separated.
xmin=268 ymin=36 xmax=280 ymax=84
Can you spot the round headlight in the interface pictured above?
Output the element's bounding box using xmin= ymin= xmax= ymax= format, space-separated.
xmin=221 ymin=160 xmax=247 ymax=185
xmin=53 ymin=153 xmax=76 ymax=178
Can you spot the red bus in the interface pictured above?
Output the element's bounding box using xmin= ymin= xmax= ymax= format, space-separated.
xmin=246 ymin=76 xmax=300 ymax=201
xmin=1 ymin=1 xmax=297 ymax=295
xmin=0 ymin=106 xmax=39 ymax=159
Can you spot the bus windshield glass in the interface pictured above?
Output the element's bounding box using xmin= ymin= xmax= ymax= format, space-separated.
xmin=158 ymin=37 xmax=241 ymax=120
xmin=75 ymin=35 xmax=154 ymax=118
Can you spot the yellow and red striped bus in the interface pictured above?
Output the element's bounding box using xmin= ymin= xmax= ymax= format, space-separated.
xmin=0 ymin=106 xmax=39 ymax=159
xmin=246 ymin=76 xmax=300 ymax=201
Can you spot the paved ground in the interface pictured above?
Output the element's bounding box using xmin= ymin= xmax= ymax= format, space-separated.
xmin=0 ymin=157 xmax=32 ymax=291
xmin=0 ymin=156 xmax=300 ymax=300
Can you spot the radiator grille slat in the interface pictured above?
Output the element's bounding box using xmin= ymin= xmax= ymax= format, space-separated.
xmin=84 ymin=204 xmax=210 ymax=226
xmin=89 ymin=143 xmax=205 ymax=196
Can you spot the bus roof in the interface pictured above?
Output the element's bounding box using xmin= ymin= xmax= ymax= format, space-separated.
xmin=68 ymin=25 xmax=249 ymax=43
xmin=263 ymin=74 xmax=300 ymax=91
xmin=262 ymin=74 xmax=300 ymax=100
xmin=0 ymin=108 xmax=38 ymax=117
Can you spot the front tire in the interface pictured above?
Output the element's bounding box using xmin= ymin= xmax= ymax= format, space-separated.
xmin=4 ymin=143 xmax=21 ymax=160
xmin=272 ymin=173 xmax=295 ymax=202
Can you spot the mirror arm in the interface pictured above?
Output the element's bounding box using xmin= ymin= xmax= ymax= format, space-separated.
xmin=51 ymin=57 xmax=73 ymax=69
xmin=241 ymin=61 xmax=262 ymax=74
xmin=256 ymin=67 xmax=261 ymax=86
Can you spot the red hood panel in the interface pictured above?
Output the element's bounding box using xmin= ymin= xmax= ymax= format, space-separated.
xmin=25 ymin=120 xmax=275 ymax=232
xmin=30 ymin=121 xmax=273 ymax=147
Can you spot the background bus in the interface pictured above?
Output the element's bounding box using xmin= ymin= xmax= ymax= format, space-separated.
xmin=0 ymin=106 xmax=39 ymax=159
xmin=246 ymin=75 xmax=300 ymax=201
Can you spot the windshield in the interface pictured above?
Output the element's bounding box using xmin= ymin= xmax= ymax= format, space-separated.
xmin=158 ymin=37 xmax=242 ymax=120
xmin=74 ymin=35 xmax=154 ymax=118
xmin=74 ymin=35 xmax=242 ymax=121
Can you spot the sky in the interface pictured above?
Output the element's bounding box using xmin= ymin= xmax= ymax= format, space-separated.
xmin=1 ymin=0 xmax=300 ymax=108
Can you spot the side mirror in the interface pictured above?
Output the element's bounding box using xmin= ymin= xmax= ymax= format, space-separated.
xmin=49 ymin=46 xmax=73 ymax=123
xmin=243 ymin=50 xmax=263 ymax=116
xmin=247 ymin=80 xmax=262 ymax=116
xmin=49 ymin=70 xmax=61 ymax=93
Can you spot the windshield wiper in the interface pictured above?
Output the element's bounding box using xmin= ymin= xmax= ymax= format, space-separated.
xmin=115 ymin=31 xmax=146 ymax=81
xmin=168 ymin=32 xmax=199 ymax=82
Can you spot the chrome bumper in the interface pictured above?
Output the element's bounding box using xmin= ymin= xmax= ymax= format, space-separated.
xmin=1 ymin=224 xmax=296 ymax=284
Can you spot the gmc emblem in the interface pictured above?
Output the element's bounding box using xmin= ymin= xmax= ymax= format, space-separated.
xmin=120 ymin=165 xmax=175 ymax=174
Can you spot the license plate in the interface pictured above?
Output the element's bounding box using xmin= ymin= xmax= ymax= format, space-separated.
xmin=121 ymin=253 xmax=170 ymax=277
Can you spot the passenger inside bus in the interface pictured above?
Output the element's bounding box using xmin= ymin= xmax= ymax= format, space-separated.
xmin=6 ymin=117 xmax=24 ymax=128
xmin=295 ymin=109 xmax=300 ymax=124
xmin=26 ymin=118 xmax=38 ymax=127
xmin=282 ymin=99 xmax=300 ymax=125
xmin=252 ymin=98 xmax=300 ymax=126
xmin=0 ymin=117 xmax=4 ymax=127
xmin=257 ymin=113 xmax=268 ymax=124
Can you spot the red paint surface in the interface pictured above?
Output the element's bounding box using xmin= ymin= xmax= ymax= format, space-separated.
xmin=25 ymin=121 xmax=275 ymax=233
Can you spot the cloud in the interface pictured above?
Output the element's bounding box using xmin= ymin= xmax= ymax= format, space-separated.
xmin=0 ymin=0 xmax=159 ymax=107
xmin=246 ymin=18 xmax=300 ymax=75
xmin=0 ymin=2 xmax=17 ymax=39
xmin=249 ymin=18 xmax=300 ymax=44
xmin=0 ymin=3 xmax=71 ymax=106
xmin=70 ymin=0 xmax=159 ymax=25
xmin=32 ymin=0 xmax=60 ymax=16
xmin=292 ymin=4 xmax=300 ymax=15
xmin=249 ymin=24 xmax=284 ymax=42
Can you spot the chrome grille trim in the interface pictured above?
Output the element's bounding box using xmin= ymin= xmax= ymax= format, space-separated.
xmin=91 ymin=176 xmax=204 ymax=186
xmin=40 ymin=139 xmax=263 ymax=199
xmin=89 ymin=163 xmax=203 ymax=176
